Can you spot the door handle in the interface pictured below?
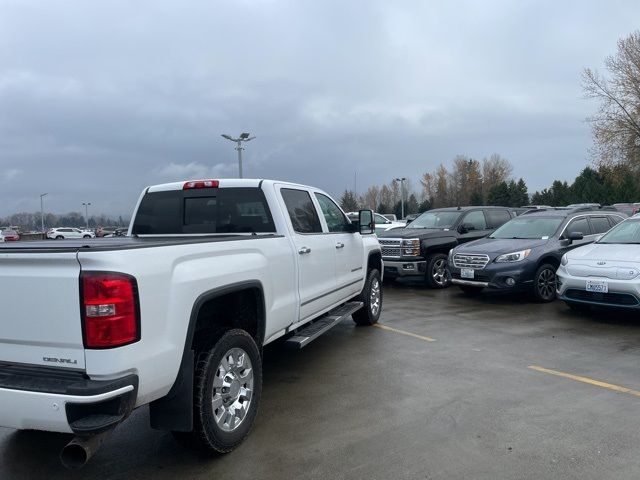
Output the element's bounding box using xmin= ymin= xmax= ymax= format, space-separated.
xmin=335 ymin=242 xmax=345 ymax=249
xmin=298 ymin=247 xmax=311 ymax=254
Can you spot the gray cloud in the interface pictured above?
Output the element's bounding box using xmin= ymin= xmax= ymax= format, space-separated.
xmin=1 ymin=0 xmax=639 ymax=216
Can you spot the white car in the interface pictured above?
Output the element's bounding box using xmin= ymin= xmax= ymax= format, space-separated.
xmin=557 ymin=216 xmax=640 ymax=311
xmin=46 ymin=227 xmax=95 ymax=239
xmin=0 ymin=232 xmax=4 ymax=243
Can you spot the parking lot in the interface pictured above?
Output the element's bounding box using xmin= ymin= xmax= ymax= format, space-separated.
xmin=3 ymin=283 xmax=640 ymax=479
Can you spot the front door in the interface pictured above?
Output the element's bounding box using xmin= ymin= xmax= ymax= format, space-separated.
xmin=458 ymin=210 xmax=492 ymax=243
xmin=278 ymin=187 xmax=338 ymax=321
xmin=314 ymin=192 xmax=364 ymax=298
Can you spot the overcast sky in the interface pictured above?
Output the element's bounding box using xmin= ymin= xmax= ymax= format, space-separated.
xmin=1 ymin=0 xmax=639 ymax=217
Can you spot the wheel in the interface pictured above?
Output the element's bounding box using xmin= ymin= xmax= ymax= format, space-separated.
xmin=352 ymin=269 xmax=382 ymax=326
xmin=425 ymin=253 xmax=451 ymax=289
xmin=459 ymin=285 xmax=483 ymax=295
xmin=566 ymin=301 xmax=591 ymax=313
xmin=83 ymin=235 xmax=91 ymax=238
xmin=55 ymin=235 xmax=63 ymax=240
xmin=172 ymin=329 xmax=262 ymax=453
xmin=532 ymin=263 xmax=557 ymax=302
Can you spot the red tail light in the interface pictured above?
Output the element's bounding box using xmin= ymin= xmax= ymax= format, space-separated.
xmin=183 ymin=179 xmax=219 ymax=189
xmin=81 ymin=272 xmax=140 ymax=348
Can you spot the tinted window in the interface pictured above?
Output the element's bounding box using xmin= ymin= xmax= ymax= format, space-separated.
xmin=462 ymin=210 xmax=487 ymax=230
xmin=565 ymin=217 xmax=590 ymax=237
xmin=485 ymin=210 xmax=512 ymax=228
xmin=374 ymin=214 xmax=390 ymax=224
xmin=609 ymin=215 xmax=623 ymax=226
xmin=590 ymin=216 xmax=612 ymax=234
xmin=132 ymin=187 xmax=275 ymax=234
xmin=315 ymin=193 xmax=350 ymax=233
xmin=281 ymin=189 xmax=322 ymax=234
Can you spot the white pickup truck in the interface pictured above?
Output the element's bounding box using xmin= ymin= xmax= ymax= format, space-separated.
xmin=0 ymin=179 xmax=382 ymax=468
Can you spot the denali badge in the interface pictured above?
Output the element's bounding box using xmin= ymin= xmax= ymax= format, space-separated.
xmin=597 ymin=261 xmax=606 ymax=265
xmin=43 ymin=357 xmax=78 ymax=365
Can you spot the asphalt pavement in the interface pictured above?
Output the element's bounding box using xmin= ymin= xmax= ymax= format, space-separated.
xmin=3 ymin=282 xmax=640 ymax=479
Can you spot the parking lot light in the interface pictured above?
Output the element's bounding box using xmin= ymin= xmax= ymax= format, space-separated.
xmin=221 ymin=133 xmax=256 ymax=178
xmin=40 ymin=193 xmax=48 ymax=232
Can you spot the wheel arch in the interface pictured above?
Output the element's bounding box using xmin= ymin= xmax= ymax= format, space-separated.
xmin=149 ymin=280 xmax=265 ymax=432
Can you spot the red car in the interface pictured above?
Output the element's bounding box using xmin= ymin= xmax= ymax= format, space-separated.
xmin=0 ymin=229 xmax=19 ymax=241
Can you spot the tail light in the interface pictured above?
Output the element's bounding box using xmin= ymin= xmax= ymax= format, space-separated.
xmin=81 ymin=272 xmax=140 ymax=348
xmin=183 ymin=179 xmax=219 ymax=189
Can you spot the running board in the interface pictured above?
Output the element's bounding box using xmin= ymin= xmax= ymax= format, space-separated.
xmin=286 ymin=301 xmax=363 ymax=349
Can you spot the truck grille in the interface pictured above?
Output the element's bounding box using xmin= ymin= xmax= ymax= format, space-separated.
xmin=379 ymin=239 xmax=401 ymax=258
xmin=453 ymin=253 xmax=490 ymax=269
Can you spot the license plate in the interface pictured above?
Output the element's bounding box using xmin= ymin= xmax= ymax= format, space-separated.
xmin=461 ymin=268 xmax=475 ymax=279
xmin=586 ymin=280 xmax=608 ymax=293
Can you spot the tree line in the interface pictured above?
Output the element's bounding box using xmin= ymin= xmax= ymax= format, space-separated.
xmin=1 ymin=212 xmax=129 ymax=232
xmin=339 ymin=153 xmax=530 ymax=217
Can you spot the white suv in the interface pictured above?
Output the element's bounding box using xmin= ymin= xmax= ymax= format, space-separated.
xmin=46 ymin=227 xmax=95 ymax=240
xmin=557 ymin=216 xmax=640 ymax=311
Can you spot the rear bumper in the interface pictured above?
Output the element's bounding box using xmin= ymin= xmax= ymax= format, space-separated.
xmin=383 ymin=259 xmax=427 ymax=278
xmin=0 ymin=363 xmax=137 ymax=434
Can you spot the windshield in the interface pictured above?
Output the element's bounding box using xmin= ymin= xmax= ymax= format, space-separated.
xmin=407 ymin=211 xmax=461 ymax=229
xmin=598 ymin=220 xmax=640 ymax=244
xmin=490 ymin=217 xmax=563 ymax=239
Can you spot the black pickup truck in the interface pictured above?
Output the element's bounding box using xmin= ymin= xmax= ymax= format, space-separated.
xmin=378 ymin=206 xmax=515 ymax=287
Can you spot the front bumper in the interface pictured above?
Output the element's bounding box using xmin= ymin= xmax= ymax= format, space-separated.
xmin=557 ymin=267 xmax=640 ymax=309
xmin=383 ymin=259 xmax=427 ymax=278
xmin=449 ymin=260 xmax=535 ymax=291
xmin=0 ymin=362 xmax=138 ymax=434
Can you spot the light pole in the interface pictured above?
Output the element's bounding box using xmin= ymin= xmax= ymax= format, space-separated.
xmin=221 ymin=132 xmax=256 ymax=178
xmin=82 ymin=202 xmax=91 ymax=230
xmin=395 ymin=177 xmax=406 ymax=219
xmin=40 ymin=193 xmax=48 ymax=233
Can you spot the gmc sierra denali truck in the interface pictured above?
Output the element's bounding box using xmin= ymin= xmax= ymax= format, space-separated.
xmin=0 ymin=179 xmax=382 ymax=468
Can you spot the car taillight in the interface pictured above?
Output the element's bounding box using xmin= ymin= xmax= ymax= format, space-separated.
xmin=183 ymin=179 xmax=219 ymax=189
xmin=81 ymin=272 xmax=140 ymax=348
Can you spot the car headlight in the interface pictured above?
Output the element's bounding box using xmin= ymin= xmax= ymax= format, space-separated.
xmin=495 ymin=249 xmax=531 ymax=263
xmin=561 ymin=254 xmax=568 ymax=266
xmin=401 ymin=238 xmax=421 ymax=256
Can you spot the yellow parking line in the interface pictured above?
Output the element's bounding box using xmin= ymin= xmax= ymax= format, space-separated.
xmin=374 ymin=323 xmax=436 ymax=342
xmin=528 ymin=365 xmax=640 ymax=398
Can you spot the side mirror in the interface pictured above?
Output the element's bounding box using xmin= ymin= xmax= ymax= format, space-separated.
xmin=358 ymin=209 xmax=375 ymax=235
xmin=458 ymin=223 xmax=475 ymax=234
xmin=566 ymin=231 xmax=584 ymax=244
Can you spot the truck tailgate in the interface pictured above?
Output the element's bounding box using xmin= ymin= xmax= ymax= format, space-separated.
xmin=0 ymin=252 xmax=85 ymax=370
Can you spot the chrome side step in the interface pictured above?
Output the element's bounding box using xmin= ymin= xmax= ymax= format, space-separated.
xmin=286 ymin=301 xmax=363 ymax=349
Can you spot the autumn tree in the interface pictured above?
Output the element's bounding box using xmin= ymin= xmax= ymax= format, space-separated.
xmin=583 ymin=30 xmax=640 ymax=168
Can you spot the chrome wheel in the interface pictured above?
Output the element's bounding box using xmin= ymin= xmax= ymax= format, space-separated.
xmin=432 ymin=258 xmax=450 ymax=286
xmin=212 ymin=347 xmax=254 ymax=433
xmin=537 ymin=268 xmax=556 ymax=301
xmin=370 ymin=278 xmax=381 ymax=316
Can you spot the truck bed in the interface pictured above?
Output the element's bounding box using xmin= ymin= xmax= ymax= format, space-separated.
xmin=0 ymin=234 xmax=281 ymax=253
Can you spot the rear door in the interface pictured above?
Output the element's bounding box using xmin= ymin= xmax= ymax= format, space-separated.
xmin=0 ymin=252 xmax=85 ymax=369
xmin=314 ymin=192 xmax=364 ymax=297
xmin=278 ymin=187 xmax=338 ymax=321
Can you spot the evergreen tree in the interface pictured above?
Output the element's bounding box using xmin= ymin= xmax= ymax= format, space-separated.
xmin=339 ymin=190 xmax=359 ymax=212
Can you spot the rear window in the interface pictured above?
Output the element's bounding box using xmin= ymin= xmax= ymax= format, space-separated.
xmin=132 ymin=187 xmax=276 ymax=235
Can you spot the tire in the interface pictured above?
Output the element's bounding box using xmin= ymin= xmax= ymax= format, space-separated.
xmin=55 ymin=235 xmax=63 ymax=240
xmin=425 ymin=253 xmax=451 ymax=289
xmin=459 ymin=285 xmax=483 ymax=295
xmin=566 ymin=301 xmax=591 ymax=313
xmin=83 ymin=235 xmax=91 ymax=238
xmin=532 ymin=263 xmax=557 ymax=303
xmin=352 ymin=269 xmax=382 ymax=326
xmin=172 ymin=329 xmax=262 ymax=453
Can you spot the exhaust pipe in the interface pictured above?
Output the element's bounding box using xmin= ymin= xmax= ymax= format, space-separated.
xmin=60 ymin=428 xmax=114 ymax=469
